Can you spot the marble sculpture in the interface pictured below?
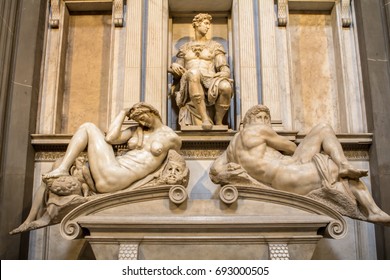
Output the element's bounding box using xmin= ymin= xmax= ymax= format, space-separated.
xmin=169 ymin=13 xmax=233 ymax=130
xmin=210 ymin=104 xmax=390 ymax=225
xmin=10 ymin=102 xmax=188 ymax=234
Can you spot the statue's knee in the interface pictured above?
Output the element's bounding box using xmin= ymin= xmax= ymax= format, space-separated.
xmin=219 ymin=81 xmax=232 ymax=95
xmin=187 ymin=69 xmax=201 ymax=82
xmin=315 ymin=122 xmax=330 ymax=129
xmin=79 ymin=122 xmax=97 ymax=130
xmin=191 ymin=93 xmax=204 ymax=104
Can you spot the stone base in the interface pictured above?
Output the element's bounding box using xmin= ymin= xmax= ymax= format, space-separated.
xmin=60 ymin=186 xmax=347 ymax=260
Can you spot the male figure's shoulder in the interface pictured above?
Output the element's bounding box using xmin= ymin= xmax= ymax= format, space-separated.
xmin=208 ymin=40 xmax=226 ymax=53
xmin=177 ymin=42 xmax=192 ymax=54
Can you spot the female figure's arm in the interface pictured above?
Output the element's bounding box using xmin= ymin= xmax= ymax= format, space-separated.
xmin=105 ymin=108 xmax=135 ymax=145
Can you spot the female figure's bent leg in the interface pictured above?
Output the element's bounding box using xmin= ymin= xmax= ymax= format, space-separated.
xmin=43 ymin=122 xmax=117 ymax=182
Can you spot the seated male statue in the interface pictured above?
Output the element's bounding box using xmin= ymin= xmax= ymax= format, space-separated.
xmin=169 ymin=13 xmax=233 ymax=130
xmin=210 ymin=104 xmax=390 ymax=224
xmin=10 ymin=102 xmax=182 ymax=234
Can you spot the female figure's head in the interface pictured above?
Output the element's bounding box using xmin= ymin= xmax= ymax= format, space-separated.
xmin=129 ymin=102 xmax=162 ymax=128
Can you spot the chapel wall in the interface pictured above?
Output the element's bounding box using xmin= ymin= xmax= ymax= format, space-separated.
xmin=29 ymin=0 xmax=376 ymax=260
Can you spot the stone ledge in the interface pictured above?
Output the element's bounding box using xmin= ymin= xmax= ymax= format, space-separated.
xmin=31 ymin=132 xmax=372 ymax=160
xmin=31 ymin=132 xmax=372 ymax=148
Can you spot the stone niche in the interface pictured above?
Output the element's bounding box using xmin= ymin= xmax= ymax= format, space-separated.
xmin=275 ymin=0 xmax=367 ymax=133
xmin=168 ymin=0 xmax=235 ymax=130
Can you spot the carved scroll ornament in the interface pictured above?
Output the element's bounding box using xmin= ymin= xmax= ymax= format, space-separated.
xmin=341 ymin=0 xmax=352 ymax=27
xmin=49 ymin=0 xmax=60 ymax=28
xmin=277 ymin=0 xmax=288 ymax=27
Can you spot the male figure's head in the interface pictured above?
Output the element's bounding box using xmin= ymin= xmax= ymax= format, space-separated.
xmin=243 ymin=105 xmax=271 ymax=127
xmin=192 ymin=13 xmax=212 ymax=36
xmin=129 ymin=102 xmax=162 ymax=128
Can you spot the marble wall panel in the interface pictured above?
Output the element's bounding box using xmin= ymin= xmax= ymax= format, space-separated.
xmin=139 ymin=244 xmax=269 ymax=260
xmin=289 ymin=11 xmax=340 ymax=133
xmin=62 ymin=13 xmax=112 ymax=133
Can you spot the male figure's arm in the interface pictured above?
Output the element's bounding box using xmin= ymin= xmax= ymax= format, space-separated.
xmin=170 ymin=57 xmax=186 ymax=77
xmin=261 ymin=126 xmax=297 ymax=155
xmin=214 ymin=45 xmax=231 ymax=78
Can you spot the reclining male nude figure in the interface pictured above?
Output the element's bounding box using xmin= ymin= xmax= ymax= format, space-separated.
xmin=210 ymin=104 xmax=390 ymax=224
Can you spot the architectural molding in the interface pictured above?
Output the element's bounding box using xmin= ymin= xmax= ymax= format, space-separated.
xmin=59 ymin=187 xmax=346 ymax=259
xmin=341 ymin=0 xmax=352 ymax=27
xmin=268 ymin=243 xmax=290 ymax=260
xmin=277 ymin=0 xmax=288 ymax=27
xmin=118 ymin=243 xmax=139 ymax=260
xmin=49 ymin=0 xmax=60 ymax=28
xmin=113 ymin=0 xmax=124 ymax=27
xmin=31 ymin=133 xmax=373 ymax=160
xmin=49 ymin=0 xmax=125 ymax=29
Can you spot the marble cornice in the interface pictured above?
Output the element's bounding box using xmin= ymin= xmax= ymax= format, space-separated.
xmin=31 ymin=132 xmax=373 ymax=160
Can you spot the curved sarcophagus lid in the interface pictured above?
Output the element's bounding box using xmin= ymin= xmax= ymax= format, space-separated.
xmin=60 ymin=184 xmax=347 ymax=242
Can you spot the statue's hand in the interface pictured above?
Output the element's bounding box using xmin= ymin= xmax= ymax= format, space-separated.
xmin=123 ymin=108 xmax=131 ymax=119
xmin=227 ymin=162 xmax=242 ymax=171
xmin=171 ymin=63 xmax=186 ymax=76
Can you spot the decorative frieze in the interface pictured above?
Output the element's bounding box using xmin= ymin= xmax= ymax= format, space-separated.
xmin=32 ymin=133 xmax=371 ymax=161
xmin=343 ymin=150 xmax=369 ymax=161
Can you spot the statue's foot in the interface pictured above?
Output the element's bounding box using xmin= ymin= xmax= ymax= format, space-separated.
xmin=201 ymin=120 xmax=213 ymax=130
xmin=42 ymin=168 xmax=69 ymax=181
xmin=9 ymin=222 xmax=31 ymax=235
xmin=9 ymin=219 xmax=49 ymax=234
xmin=367 ymin=212 xmax=390 ymax=226
xmin=339 ymin=164 xmax=368 ymax=180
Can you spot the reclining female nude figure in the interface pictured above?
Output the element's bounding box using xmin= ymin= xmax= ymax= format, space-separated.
xmin=10 ymin=102 xmax=181 ymax=234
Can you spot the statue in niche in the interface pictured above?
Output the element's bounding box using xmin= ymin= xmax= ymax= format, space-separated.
xmin=210 ymin=104 xmax=390 ymax=225
xmin=10 ymin=102 xmax=186 ymax=234
xmin=169 ymin=13 xmax=233 ymax=130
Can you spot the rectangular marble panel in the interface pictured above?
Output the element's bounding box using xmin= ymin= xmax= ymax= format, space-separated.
xmin=139 ymin=244 xmax=269 ymax=260
xmin=61 ymin=13 xmax=112 ymax=133
xmin=289 ymin=11 xmax=340 ymax=133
